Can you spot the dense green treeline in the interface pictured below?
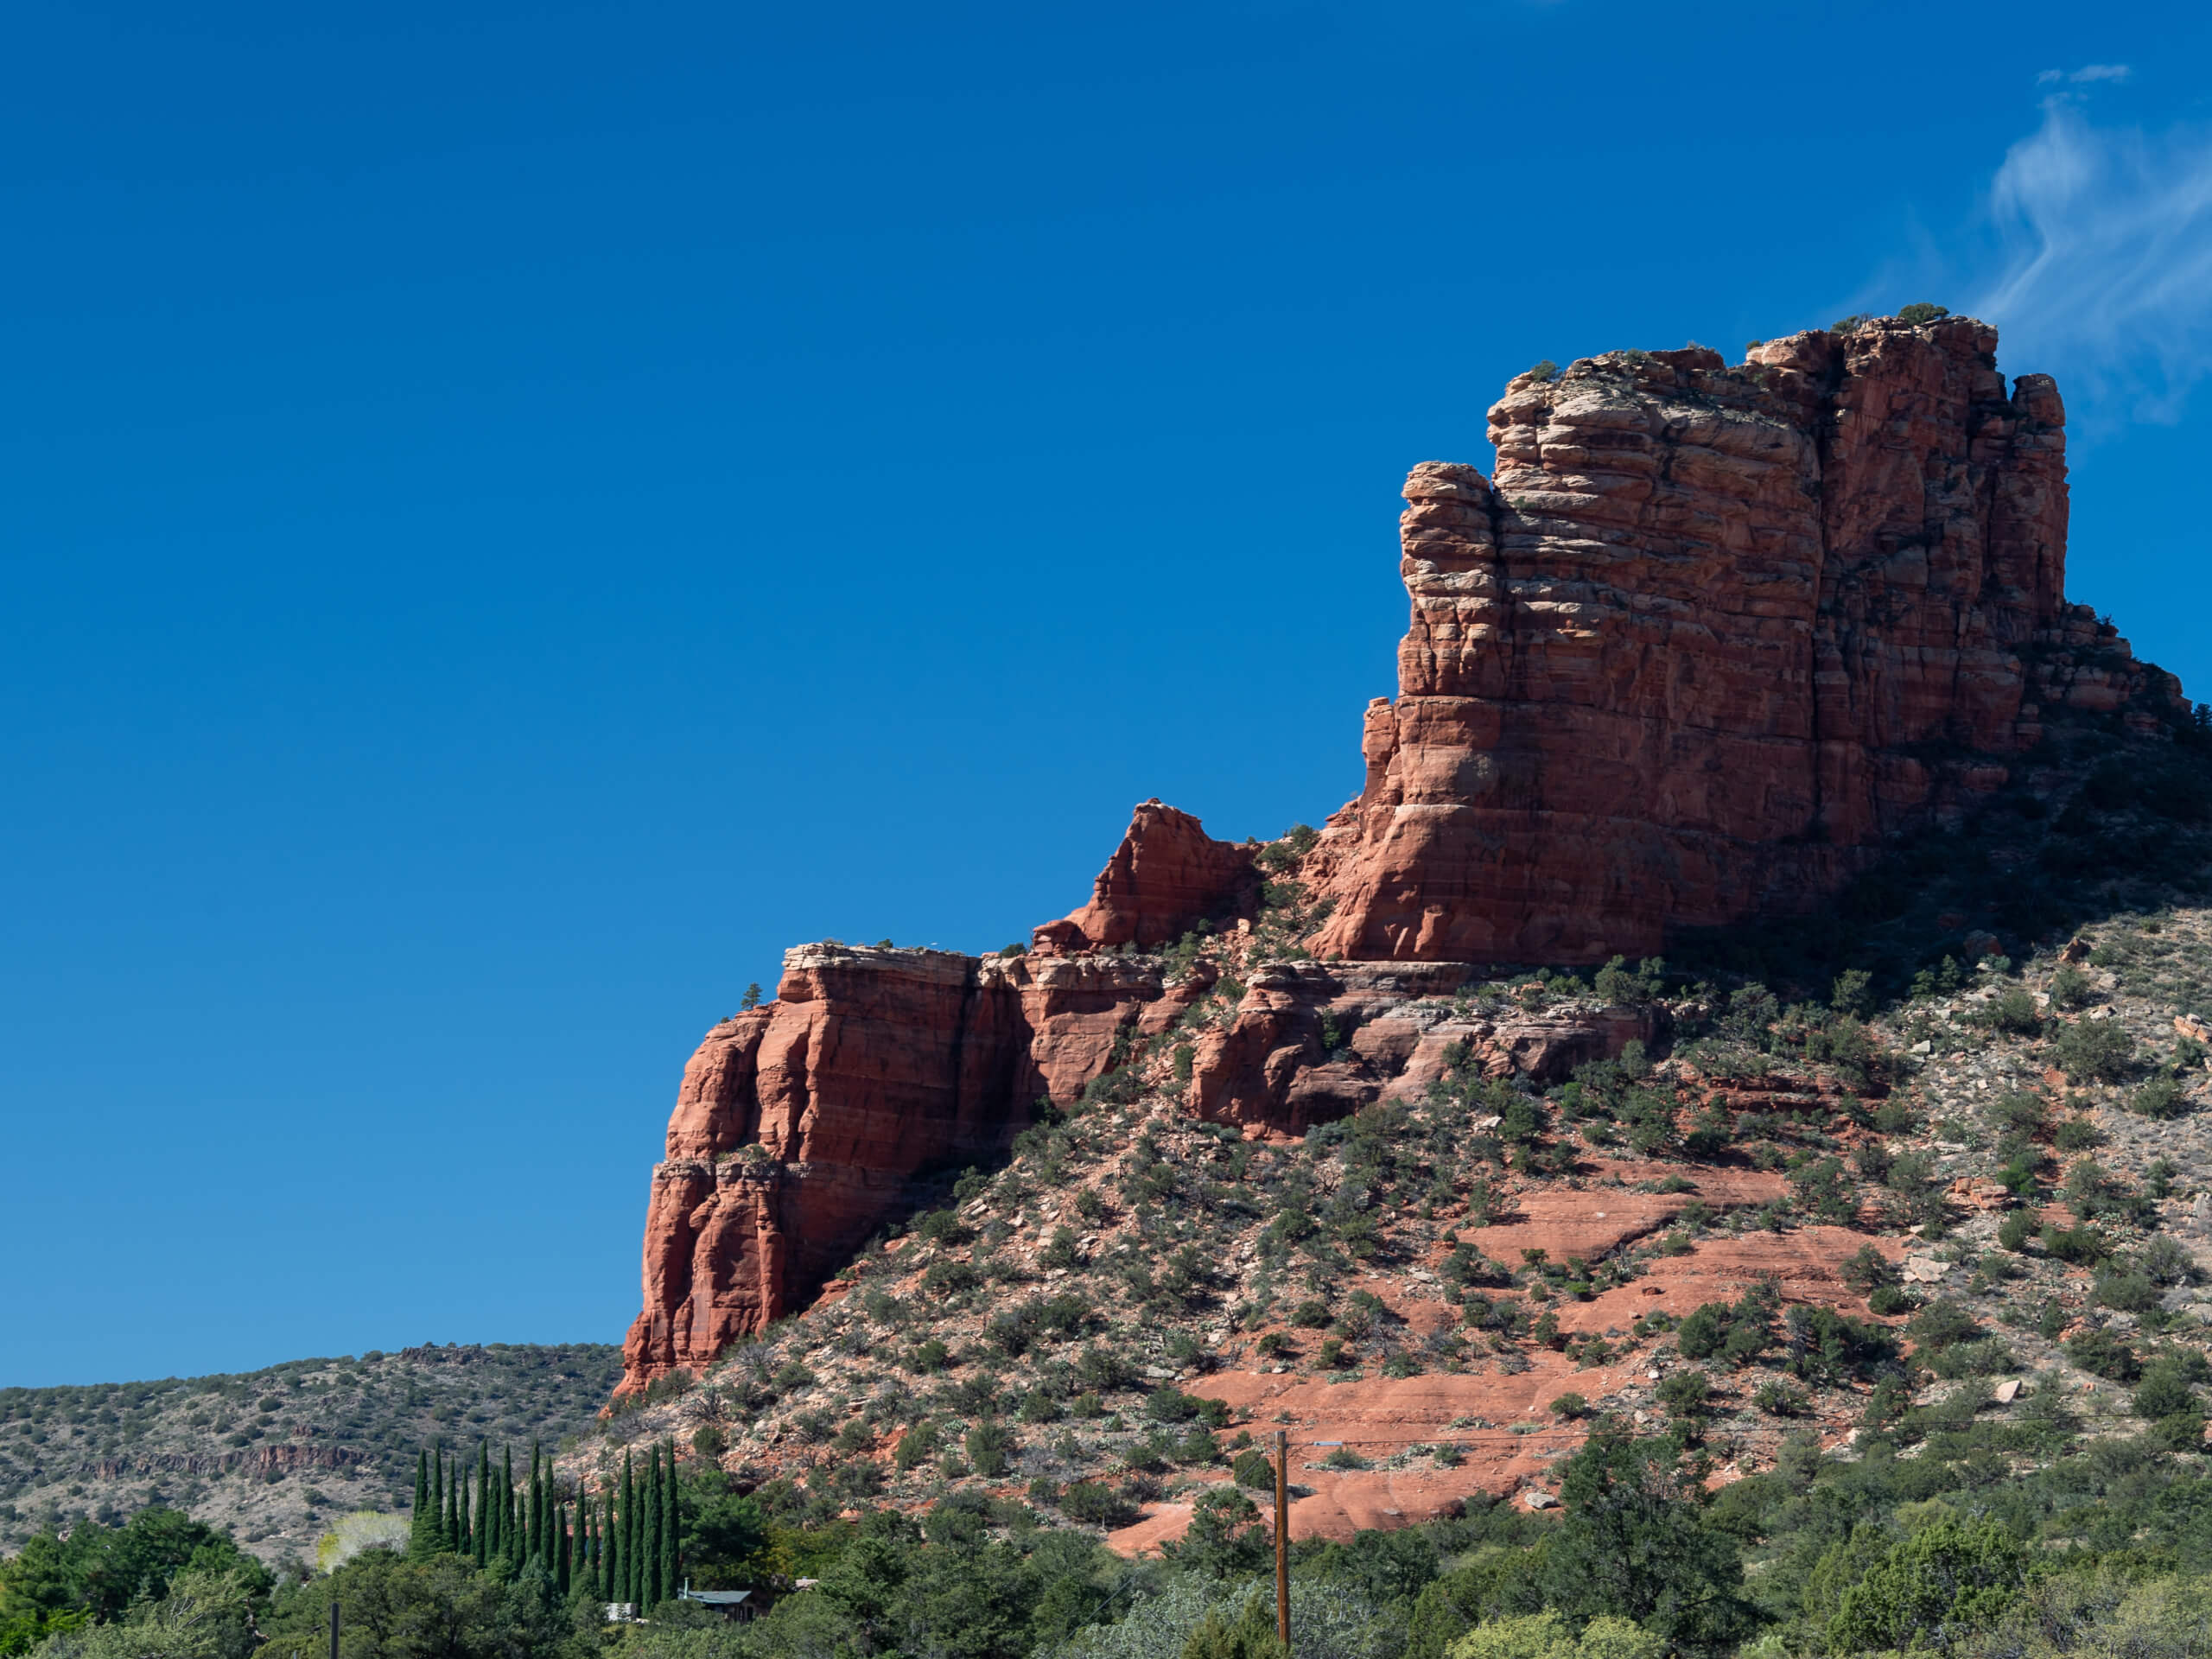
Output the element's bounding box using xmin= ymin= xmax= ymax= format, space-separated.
xmin=11 ymin=1408 xmax=2212 ymax=1659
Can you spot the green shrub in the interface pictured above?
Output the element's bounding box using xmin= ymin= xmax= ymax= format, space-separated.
xmin=2065 ymin=1326 xmax=2140 ymax=1382
xmin=965 ymin=1420 xmax=1015 ymax=1477
xmin=1979 ymin=988 xmax=2042 ymax=1034
xmin=914 ymin=1208 xmax=971 ymax=1247
xmin=2054 ymin=1116 xmax=2103 ymax=1152
xmin=1841 ymin=1244 xmax=1897 ymax=1293
xmin=1549 ymin=1393 xmax=1589 ymax=1420
xmin=1143 ymin=1386 xmax=1201 ymax=1423
xmin=1059 ymin=1479 xmax=1136 ymax=1527
xmin=1525 ymin=359 xmax=1560 ymax=384
xmin=2094 ymin=1270 xmax=2160 ymax=1313
xmin=1998 ymin=1209 xmax=2037 ymax=1252
xmin=2056 ymin=1019 xmax=2137 ymax=1083
xmin=2044 ymin=1223 xmax=2107 ymax=1265
xmin=1232 ymin=1448 xmax=1275 ymax=1490
xmin=1896 ymin=302 xmax=1951 ymax=325
xmin=2131 ymin=1077 xmax=2189 ymax=1119
xmin=1754 ymin=1380 xmax=1809 ymax=1415
xmin=1907 ymin=1299 xmax=1984 ymax=1355
xmin=908 ymin=1338 xmax=950 ymax=1373
xmin=1656 ymin=1370 xmax=1711 ymax=1416
xmin=923 ymin=1259 xmax=981 ymax=1296
xmin=2050 ymin=963 xmax=2095 ymax=1009
xmin=893 ymin=1421 xmax=941 ymax=1470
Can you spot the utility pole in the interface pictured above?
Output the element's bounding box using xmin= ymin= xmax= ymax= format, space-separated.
xmin=1274 ymin=1430 xmax=1290 ymax=1649
xmin=328 ymin=1601 xmax=339 ymax=1659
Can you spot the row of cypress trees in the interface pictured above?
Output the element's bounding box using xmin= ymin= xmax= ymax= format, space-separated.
xmin=407 ymin=1440 xmax=683 ymax=1608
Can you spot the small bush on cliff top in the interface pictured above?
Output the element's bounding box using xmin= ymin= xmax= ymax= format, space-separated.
xmin=1525 ymin=359 xmax=1559 ymax=383
xmin=1896 ymin=302 xmax=1951 ymax=325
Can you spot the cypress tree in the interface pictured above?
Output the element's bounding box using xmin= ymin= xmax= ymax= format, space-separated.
xmin=556 ymin=1497 xmax=570 ymax=1595
xmin=661 ymin=1441 xmax=679 ymax=1605
xmin=410 ymin=1450 xmax=435 ymax=1560
xmin=601 ymin=1482 xmax=618 ymax=1605
xmin=433 ymin=1448 xmax=448 ymax=1552
xmin=504 ymin=1446 xmax=520 ymax=1570
xmin=448 ymin=1454 xmax=465 ymax=1553
xmin=526 ymin=1451 xmax=543 ymax=1566
xmin=474 ymin=1444 xmax=491 ymax=1568
xmin=454 ymin=1454 xmax=468 ymax=1559
xmin=645 ymin=1442 xmax=658 ymax=1610
xmin=582 ymin=1491 xmax=598 ymax=1599
xmin=619 ymin=1452 xmax=637 ymax=1605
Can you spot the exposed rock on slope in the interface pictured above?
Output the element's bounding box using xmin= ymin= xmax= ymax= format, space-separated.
xmin=1039 ymin=800 xmax=1260 ymax=952
xmin=624 ymin=940 xmax=1175 ymax=1388
xmin=623 ymin=928 xmax=1653 ymax=1386
xmin=1308 ymin=319 xmax=2187 ymax=963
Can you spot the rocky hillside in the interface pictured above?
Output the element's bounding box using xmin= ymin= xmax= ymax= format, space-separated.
xmin=576 ymin=888 xmax=2212 ymax=1554
xmin=579 ymin=308 xmax=2212 ymax=1563
xmin=0 ymin=1344 xmax=620 ymax=1563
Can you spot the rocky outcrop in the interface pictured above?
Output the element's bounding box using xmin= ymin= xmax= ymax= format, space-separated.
xmin=1040 ymin=800 xmax=1259 ymax=952
xmin=623 ymin=938 xmax=1657 ymax=1389
xmin=622 ymin=943 xmax=1172 ymax=1389
xmin=1307 ymin=317 xmax=2189 ymax=963
xmin=1182 ymin=961 xmax=1656 ymax=1136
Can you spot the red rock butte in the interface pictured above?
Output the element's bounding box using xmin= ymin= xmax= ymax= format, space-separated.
xmin=618 ymin=315 xmax=2189 ymax=1394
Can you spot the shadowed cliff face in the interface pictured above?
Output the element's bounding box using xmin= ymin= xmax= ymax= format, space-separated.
xmin=1306 ymin=318 xmax=2183 ymax=963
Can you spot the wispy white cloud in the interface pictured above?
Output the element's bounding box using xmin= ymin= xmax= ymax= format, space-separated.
xmin=2036 ymin=63 xmax=2131 ymax=86
xmin=1971 ymin=98 xmax=2212 ymax=423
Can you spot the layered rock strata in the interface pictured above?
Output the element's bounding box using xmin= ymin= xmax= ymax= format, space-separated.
xmin=1307 ymin=317 xmax=2187 ymax=962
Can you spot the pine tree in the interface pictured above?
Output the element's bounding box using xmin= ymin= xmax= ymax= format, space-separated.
xmin=662 ymin=1440 xmax=680 ymax=1604
xmin=409 ymin=1450 xmax=435 ymax=1560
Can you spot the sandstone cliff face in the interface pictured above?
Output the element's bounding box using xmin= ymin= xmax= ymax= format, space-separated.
xmin=623 ymin=941 xmax=1173 ymax=1387
xmin=1307 ymin=317 xmax=2185 ymax=963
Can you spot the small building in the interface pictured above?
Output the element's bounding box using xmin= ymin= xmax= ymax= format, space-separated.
xmin=677 ymin=1584 xmax=755 ymax=1622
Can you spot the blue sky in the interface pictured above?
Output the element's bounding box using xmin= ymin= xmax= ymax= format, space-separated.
xmin=5 ymin=0 xmax=2210 ymax=1388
